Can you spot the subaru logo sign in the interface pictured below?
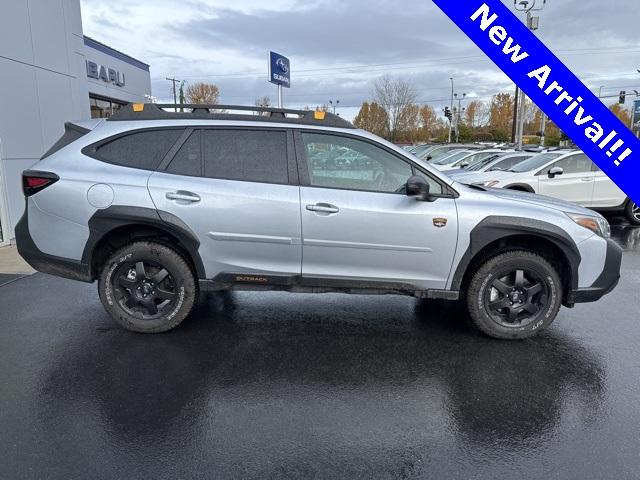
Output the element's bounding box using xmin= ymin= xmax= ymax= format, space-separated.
xmin=276 ymin=57 xmax=289 ymax=74
xmin=269 ymin=51 xmax=291 ymax=88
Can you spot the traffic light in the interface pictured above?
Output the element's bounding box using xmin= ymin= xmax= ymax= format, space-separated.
xmin=444 ymin=107 xmax=452 ymax=121
xmin=619 ymin=91 xmax=626 ymax=104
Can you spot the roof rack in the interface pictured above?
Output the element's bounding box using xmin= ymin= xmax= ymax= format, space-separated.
xmin=107 ymin=103 xmax=356 ymax=129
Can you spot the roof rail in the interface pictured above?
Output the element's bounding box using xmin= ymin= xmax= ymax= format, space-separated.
xmin=107 ymin=103 xmax=356 ymax=129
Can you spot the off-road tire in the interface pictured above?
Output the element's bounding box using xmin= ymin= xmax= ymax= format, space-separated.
xmin=466 ymin=250 xmax=562 ymax=340
xmin=98 ymin=241 xmax=197 ymax=333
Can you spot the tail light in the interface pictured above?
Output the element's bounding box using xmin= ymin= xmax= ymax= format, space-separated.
xmin=22 ymin=170 xmax=59 ymax=197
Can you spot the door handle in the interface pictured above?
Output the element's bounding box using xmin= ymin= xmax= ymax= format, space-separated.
xmin=306 ymin=203 xmax=339 ymax=214
xmin=166 ymin=191 xmax=201 ymax=202
xmin=580 ymin=178 xmax=594 ymax=182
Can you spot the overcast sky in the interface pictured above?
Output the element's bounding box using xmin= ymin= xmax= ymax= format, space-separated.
xmin=80 ymin=0 xmax=640 ymax=120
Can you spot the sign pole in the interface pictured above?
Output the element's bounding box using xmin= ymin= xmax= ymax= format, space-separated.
xmin=269 ymin=51 xmax=290 ymax=110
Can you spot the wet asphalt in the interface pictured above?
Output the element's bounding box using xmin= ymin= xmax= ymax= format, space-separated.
xmin=1 ymin=220 xmax=639 ymax=479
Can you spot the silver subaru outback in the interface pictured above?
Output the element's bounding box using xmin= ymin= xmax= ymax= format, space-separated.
xmin=16 ymin=103 xmax=621 ymax=339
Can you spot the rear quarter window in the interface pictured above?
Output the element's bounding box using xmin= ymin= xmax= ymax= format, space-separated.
xmin=91 ymin=129 xmax=183 ymax=170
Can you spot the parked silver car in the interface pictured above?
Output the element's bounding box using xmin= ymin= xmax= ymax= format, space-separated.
xmin=16 ymin=104 xmax=621 ymax=339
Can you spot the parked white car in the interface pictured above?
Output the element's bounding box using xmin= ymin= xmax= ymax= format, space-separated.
xmin=461 ymin=150 xmax=639 ymax=224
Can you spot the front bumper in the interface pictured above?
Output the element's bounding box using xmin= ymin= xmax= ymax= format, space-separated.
xmin=566 ymin=238 xmax=622 ymax=305
xmin=15 ymin=202 xmax=93 ymax=283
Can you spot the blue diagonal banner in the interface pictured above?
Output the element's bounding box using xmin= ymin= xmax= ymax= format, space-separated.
xmin=432 ymin=0 xmax=640 ymax=204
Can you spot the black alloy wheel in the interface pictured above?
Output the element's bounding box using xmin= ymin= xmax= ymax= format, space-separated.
xmin=484 ymin=268 xmax=548 ymax=328
xmin=98 ymin=241 xmax=197 ymax=333
xmin=466 ymin=250 xmax=562 ymax=339
xmin=113 ymin=260 xmax=177 ymax=319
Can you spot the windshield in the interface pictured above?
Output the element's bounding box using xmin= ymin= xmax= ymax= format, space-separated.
xmin=488 ymin=154 xmax=533 ymax=171
xmin=433 ymin=150 xmax=471 ymax=165
xmin=452 ymin=151 xmax=496 ymax=168
xmin=412 ymin=144 xmax=436 ymax=156
xmin=508 ymin=152 xmax=564 ymax=172
xmin=428 ymin=146 xmax=464 ymax=160
xmin=465 ymin=153 xmax=507 ymax=171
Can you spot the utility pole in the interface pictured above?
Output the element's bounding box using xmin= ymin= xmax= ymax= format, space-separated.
xmin=448 ymin=77 xmax=454 ymax=143
xmin=166 ymin=77 xmax=180 ymax=112
xmin=539 ymin=111 xmax=547 ymax=147
xmin=513 ymin=0 xmax=546 ymax=149
xmin=511 ymin=86 xmax=519 ymax=143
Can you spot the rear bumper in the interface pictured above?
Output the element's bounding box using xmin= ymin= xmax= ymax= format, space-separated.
xmin=15 ymin=202 xmax=93 ymax=283
xmin=566 ymin=238 xmax=622 ymax=305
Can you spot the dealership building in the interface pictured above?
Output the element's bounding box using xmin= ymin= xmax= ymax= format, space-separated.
xmin=0 ymin=0 xmax=152 ymax=245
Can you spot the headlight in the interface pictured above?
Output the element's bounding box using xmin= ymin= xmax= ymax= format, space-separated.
xmin=473 ymin=180 xmax=500 ymax=187
xmin=566 ymin=213 xmax=610 ymax=238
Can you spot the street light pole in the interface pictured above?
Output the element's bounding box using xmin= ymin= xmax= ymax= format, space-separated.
xmin=448 ymin=77 xmax=454 ymax=143
xmin=329 ymin=100 xmax=340 ymax=114
xmin=455 ymin=93 xmax=466 ymax=143
xmin=513 ymin=0 xmax=546 ymax=149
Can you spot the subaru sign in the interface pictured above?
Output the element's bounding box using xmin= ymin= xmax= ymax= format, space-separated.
xmin=86 ymin=60 xmax=126 ymax=87
xmin=269 ymin=51 xmax=290 ymax=88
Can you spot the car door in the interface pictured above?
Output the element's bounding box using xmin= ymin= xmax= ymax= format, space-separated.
xmin=148 ymin=128 xmax=302 ymax=280
xmin=536 ymin=153 xmax=595 ymax=205
xmin=590 ymin=161 xmax=626 ymax=208
xmin=297 ymin=131 xmax=458 ymax=290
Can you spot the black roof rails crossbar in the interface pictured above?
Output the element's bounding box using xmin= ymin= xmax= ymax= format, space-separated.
xmin=108 ymin=103 xmax=356 ymax=129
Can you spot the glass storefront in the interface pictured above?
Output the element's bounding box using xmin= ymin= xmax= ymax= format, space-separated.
xmin=90 ymin=95 xmax=126 ymax=119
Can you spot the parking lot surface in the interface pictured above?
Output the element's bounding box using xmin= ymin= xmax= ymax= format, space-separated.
xmin=1 ymin=221 xmax=639 ymax=479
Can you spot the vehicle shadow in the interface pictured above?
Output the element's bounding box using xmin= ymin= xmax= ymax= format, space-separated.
xmin=36 ymin=290 xmax=605 ymax=454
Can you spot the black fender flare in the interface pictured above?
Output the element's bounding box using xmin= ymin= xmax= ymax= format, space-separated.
xmin=82 ymin=206 xmax=206 ymax=279
xmin=450 ymin=216 xmax=581 ymax=292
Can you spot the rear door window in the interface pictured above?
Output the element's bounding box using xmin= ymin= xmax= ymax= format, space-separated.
xmin=94 ymin=129 xmax=183 ymax=170
xmin=202 ymin=130 xmax=288 ymax=184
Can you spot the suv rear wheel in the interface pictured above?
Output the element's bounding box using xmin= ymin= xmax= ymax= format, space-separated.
xmin=624 ymin=200 xmax=640 ymax=225
xmin=466 ymin=250 xmax=562 ymax=340
xmin=98 ymin=241 xmax=197 ymax=333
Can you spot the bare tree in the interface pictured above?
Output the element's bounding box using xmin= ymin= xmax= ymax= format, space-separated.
xmin=254 ymin=96 xmax=272 ymax=116
xmin=185 ymin=82 xmax=220 ymax=104
xmin=373 ymin=76 xmax=418 ymax=142
xmin=255 ymin=96 xmax=271 ymax=108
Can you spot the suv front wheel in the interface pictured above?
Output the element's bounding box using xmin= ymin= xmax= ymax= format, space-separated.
xmin=466 ymin=250 xmax=562 ymax=339
xmin=98 ymin=241 xmax=197 ymax=333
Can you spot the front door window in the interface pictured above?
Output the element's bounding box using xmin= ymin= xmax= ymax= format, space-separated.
xmin=302 ymin=132 xmax=428 ymax=194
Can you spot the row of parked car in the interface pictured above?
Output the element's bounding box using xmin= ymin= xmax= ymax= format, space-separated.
xmin=404 ymin=143 xmax=639 ymax=224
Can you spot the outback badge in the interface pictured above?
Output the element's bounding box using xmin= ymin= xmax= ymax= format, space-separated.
xmin=433 ymin=217 xmax=448 ymax=228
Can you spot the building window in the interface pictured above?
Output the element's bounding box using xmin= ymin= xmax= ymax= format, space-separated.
xmin=89 ymin=95 xmax=126 ymax=118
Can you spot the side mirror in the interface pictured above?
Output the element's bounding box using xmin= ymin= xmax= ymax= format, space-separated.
xmin=548 ymin=166 xmax=564 ymax=178
xmin=406 ymin=175 xmax=431 ymax=201
xmin=459 ymin=161 xmax=469 ymax=168
xmin=426 ymin=155 xmax=433 ymax=161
